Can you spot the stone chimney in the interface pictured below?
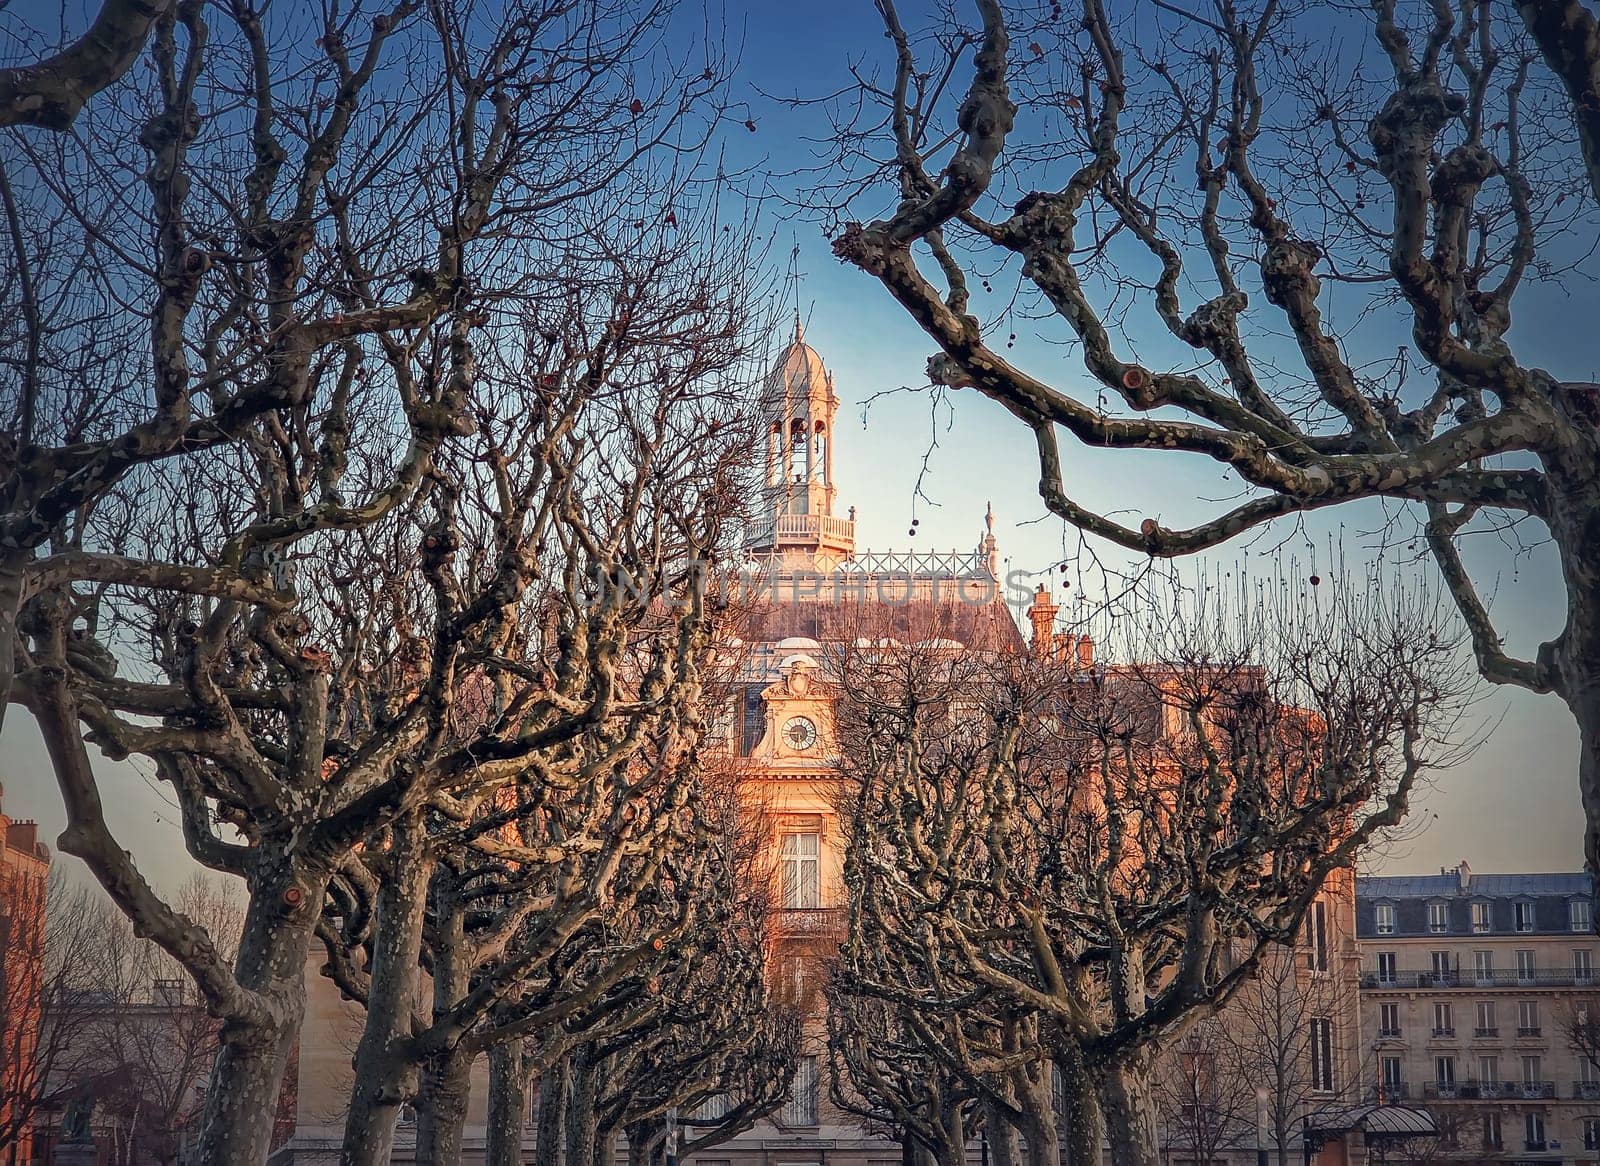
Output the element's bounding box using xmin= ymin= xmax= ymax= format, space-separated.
xmin=1027 ymin=585 xmax=1059 ymax=659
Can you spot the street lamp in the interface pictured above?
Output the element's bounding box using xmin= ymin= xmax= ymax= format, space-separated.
xmin=1255 ymin=1088 xmax=1269 ymax=1166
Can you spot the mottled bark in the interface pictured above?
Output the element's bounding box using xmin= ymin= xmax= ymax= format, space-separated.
xmin=536 ymin=1063 xmax=567 ymax=1166
xmin=341 ymin=822 xmax=433 ymax=1166
xmin=983 ymin=1101 xmax=1019 ymax=1166
xmin=189 ymin=864 xmax=326 ymax=1165
xmin=565 ymin=1051 xmax=597 ymax=1166
xmin=1546 ymin=449 xmax=1600 ymax=918
xmin=1518 ymin=0 xmax=1600 ymax=206
xmin=487 ymin=1038 xmax=530 ymax=1166
xmin=415 ymin=1046 xmax=474 ymax=1164
xmin=1096 ymin=1056 xmax=1160 ymax=1166
xmin=1054 ymin=1050 xmax=1102 ymax=1166
xmin=0 ymin=0 xmax=169 ymax=130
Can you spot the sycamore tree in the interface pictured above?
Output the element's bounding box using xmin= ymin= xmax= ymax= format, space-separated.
xmin=1 ymin=1 xmax=758 ymax=1159
xmin=826 ymin=579 xmax=1474 ymax=1166
xmin=824 ymin=0 xmax=1600 ymax=895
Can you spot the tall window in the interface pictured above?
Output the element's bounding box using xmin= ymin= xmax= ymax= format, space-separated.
xmin=1482 ymin=1111 xmax=1501 ymax=1150
xmin=1525 ymin=1112 xmax=1545 ymax=1149
xmin=1430 ymin=950 xmax=1453 ymax=983
xmin=1380 ymin=1055 xmax=1403 ymax=1095
xmin=1433 ymin=1001 xmax=1454 ymax=1036
xmin=779 ymin=832 xmax=820 ymax=908
xmin=1474 ymin=949 xmax=1494 ymax=984
xmin=1478 ymin=1054 xmax=1498 ymax=1084
xmin=1306 ymin=899 xmax=1329 ymax=972
xmin=1514 ymin=900 xmax=1536 ymax=932
xmin=1521 ymin=1055 xmax=1542 ymax=1087
xmin=783 ymin=1056 xmax=818 ymax=1126
xmin=1586 ymin=1118 xmax=1600 ymax=1151
xmin=1376 ymin=951 xmax=1397 ymax=984
xmin=1574 ymin=898 xmax=1593 ymax=932
xmin=1471 ymin=900 xmax=1492 ymax=933
xmin=1476 ymin=1000 xmax=1497 ymax=1036
xmin=1435 ymin=1055 xmax=1456 ymax=1088
xmin=1516 ymin=948 xmax=1537 ymax=983
xmin=1428 ymin=900 xmax=1450 ymax=933
xmin=1308 ymin=1017 xmax=1335 ymax=1092
xmin=1374 ymin=902 xmax=1396 ymax=935
xmin=1379 ymin=1002 xmax=1400 ymax=1036
xmin=1518 ymin=1000 xmax=1540 ymax=1036
xmin=1577 ymin=948 xmax=1594 ymax=985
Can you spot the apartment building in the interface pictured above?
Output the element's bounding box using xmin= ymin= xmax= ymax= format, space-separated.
xmin=1357 ymin=863 xmax=1600 ymax=1163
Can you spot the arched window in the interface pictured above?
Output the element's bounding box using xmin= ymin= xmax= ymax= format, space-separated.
xmin=789 ymin=418 xmax=807 ymax=482
xmin=813 ymin=420 xmax=827 ymax=483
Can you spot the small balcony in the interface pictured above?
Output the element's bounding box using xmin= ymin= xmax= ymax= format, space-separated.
xmin=1474 ymin=1026 xmax=1499 ymax=1038
xmin=1516 ymin=1026 xmax=1543 ymax=1038
xmin=1431 ymin=1026 xmax=1457 ymax=1038
xmin=775 ymin=907 xmax=845 ymax=938
xmin=1525 ymin=1139 xmax=1547 ymax=1152
xmin=1377 ymin=1027 xmax=1403 ymax=1040
xmin=1574 ymin=1080 xmax=1600 ymax=1099
xmin=1423 ymin=1082 xmax=1460 ymax=1100
xmin=1509 ymin=1080 xmax=1556 ymax=1099
xmin=1366 ymin=1083 xmax=1409 ymax=1103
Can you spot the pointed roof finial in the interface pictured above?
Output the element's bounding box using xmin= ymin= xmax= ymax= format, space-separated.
xmin=985 ymin=500 xmax=995 ymax=534
xmin=794 ymin=309 xmax=804 ymax=344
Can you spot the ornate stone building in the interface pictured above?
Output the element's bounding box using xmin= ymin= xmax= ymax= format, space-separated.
xmin=1357 ymin=863 xmax=1600 ymax=1163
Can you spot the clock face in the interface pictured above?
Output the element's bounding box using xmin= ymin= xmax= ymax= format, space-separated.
xmin=782 ymin=716 xmax=819 ymax=752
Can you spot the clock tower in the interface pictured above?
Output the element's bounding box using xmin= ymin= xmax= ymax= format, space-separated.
xmin=746 ymin=650 xmax=836 ymax=775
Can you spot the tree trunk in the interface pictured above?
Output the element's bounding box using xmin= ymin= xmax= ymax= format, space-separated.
xmin=1058 ymin=1062 xmax=1102 ymax=1166
xmin=565 ymin=1051 xmax=597 ymax=1166
xmin=415 ymin=1046 xmax=475 ymax=1164
xmin=342 ymin=823 xmax=433 ymax=1166
xmin=487 ymin=1038 xmax=529 ymax=1166
xmin=536 ymin=1062 xmax=567 ymax=1166
xmin=1097 ymin=1055 xmax=1160 ymax=1166
xmin=1016 ymin=1056 xmax=1062 ymax=1166
xmin=983 ymin=1100 xmax=1020 ymax=1166
xmin=188 ymin=862 xmax=325 ymax=1165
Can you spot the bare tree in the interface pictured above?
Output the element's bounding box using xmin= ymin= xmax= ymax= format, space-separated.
xmin=1155 ymin=1022 xmax=1252 ymax=1166
xmin=826 ymin=576 xmax=1474 ymax=1166
xmin=0 ymin=0 xmax=171 ymax=130
xmin=0 ymin=872 xmax=106 ymax=1158
xmin=822 ymin=0 xmax=1600 ymax=894
xmin=3 ymin=1 xmax=755 ymax=1159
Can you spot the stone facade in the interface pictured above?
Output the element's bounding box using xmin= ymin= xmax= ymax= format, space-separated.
xmin=1357 ymin=863 xmax=1599 ymax=1162
xmin=1 ymin=783 xmax=51 ymax=1165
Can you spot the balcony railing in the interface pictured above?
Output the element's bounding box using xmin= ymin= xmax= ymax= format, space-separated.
xmin=1377 ymin=1027 xmax=1402 ymax=1040
xmin=1516 ymin=1026 xmax=1543 ymax=1038
xmin=775 ymin=907 xmax=845 ymax=937
xmin=1423 ymin=1080 xmax=1556 ymax=1101
xmin=1361 ymin=967 xmax=1593 ymax=988
xmin=1575 ymin=1081 xmax=1600 ymax=1099
xmin=1431 ymin=1026 xmax=1456 ymax=1038
xmin=1474 ymin=1026 xmax=1499 ymax=1037
xmin=1365 ymin=1083 xmax=1410 ymax=1104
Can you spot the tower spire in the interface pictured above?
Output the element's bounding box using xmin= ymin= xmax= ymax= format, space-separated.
xmin=745 ymin=323 xmax=854 ymax=570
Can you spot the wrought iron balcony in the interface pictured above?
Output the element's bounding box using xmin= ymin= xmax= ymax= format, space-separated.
xmin=775 ymin=907 xmax=845 ymax=937
xmin=1361 ymin=966 xmax=1594 ymax=988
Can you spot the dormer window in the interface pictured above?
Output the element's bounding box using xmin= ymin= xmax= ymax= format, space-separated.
xmin=1514 ymin=899 xmax=1536 ymax=933
xmin=1471 ymin=900 xmax=1492 ymax=933
xmin=1374 ymin=902 xmax=1396 ymax=935
xmin=1427 ymin=900 xmax=1449 ymax=933
xmin=1573 ymin=898 xmax=1593 ymax=933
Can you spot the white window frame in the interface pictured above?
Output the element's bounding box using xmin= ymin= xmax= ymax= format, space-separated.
xmin=1374 ymin=902 xmax=1396 ymax=935
xmin=1576 ymin=948 xmax=1595 ymax=985
xmin=783 ymin=1055 xmax=819 ymax=1127
xmin=1471 ymin=900 xmax=1492 ymax=933
xmin=1476 ymin=1000 xmax=1496 ymax=1034
xmin=1376 ymin=950 xmax=1397 ymax=984
xmin=779 ymin=831 xmax=821 ymax=909
xmin=1514 ymin=899 xmax=1536 ymax=933
xmin=1427 ymin=900 xmax=1450 ymax=933
xmin=1474 ymin=949 xmax=1494 ymax=984
xmin=1518 ymin=999 xmax=1540 ymax=1035
xmin=1433 ymin=1001 xmax=1453 ymax=1035
xmin=1574 ymin=898 xmax=1594 ymax=933
xmin=1516 ymin=948 xmax=1537 ymax=983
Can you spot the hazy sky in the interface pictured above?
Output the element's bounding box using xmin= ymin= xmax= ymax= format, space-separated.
xmin=1 ymin=0 xmax=1590 ymax=895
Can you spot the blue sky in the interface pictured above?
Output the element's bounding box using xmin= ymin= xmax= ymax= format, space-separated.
xmin=0 ymin=0 xmax=1590 ymax=891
